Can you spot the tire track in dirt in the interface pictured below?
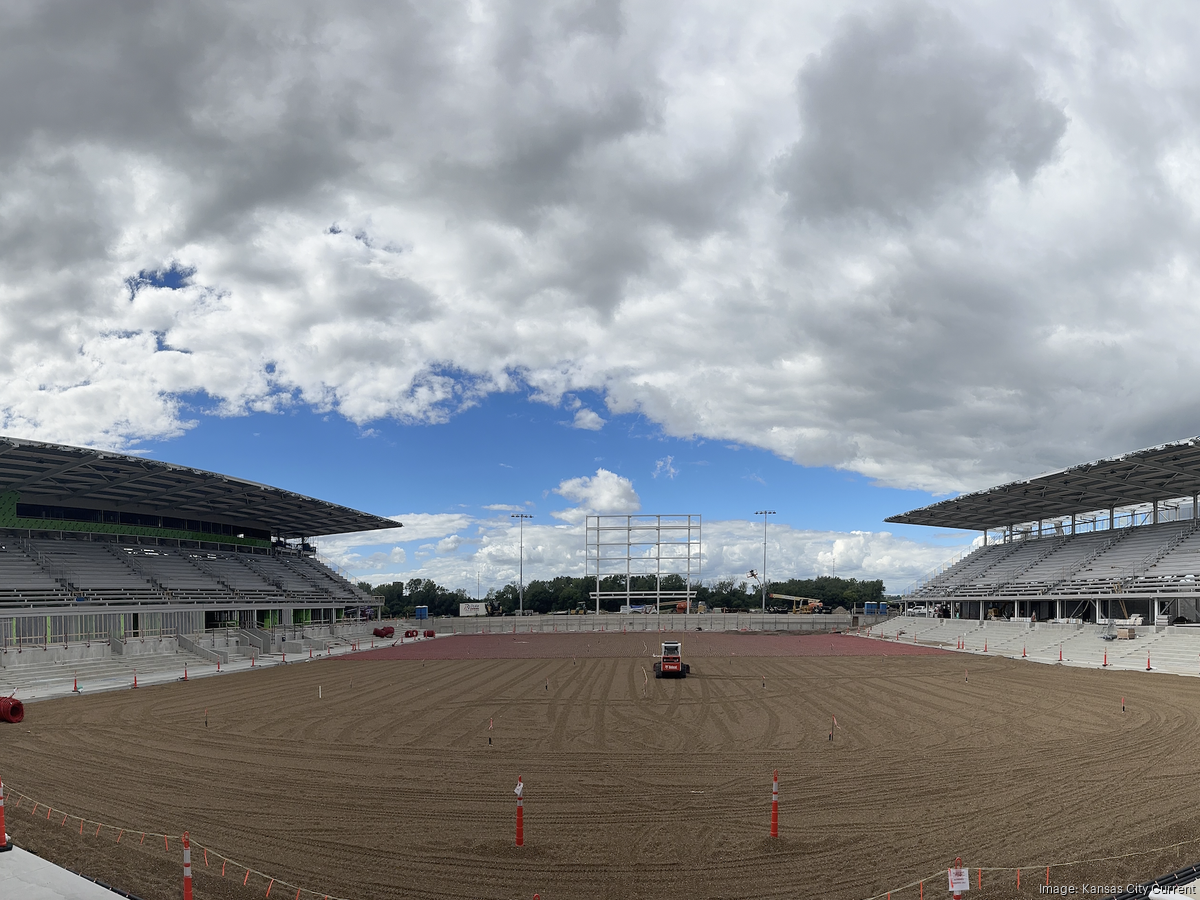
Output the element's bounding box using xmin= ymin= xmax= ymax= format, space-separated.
xmin=6 ymin=634 xmax=1200 ymax=900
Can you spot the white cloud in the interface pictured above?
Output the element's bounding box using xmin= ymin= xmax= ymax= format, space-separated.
xmin=3 ymin=3 xmax=1200 ymax=491
xmin=552 ymin=468 xmax=641 ymax=522
xmin=328 ymin=513 xmax=962 ymax=596
xmin=571 ymin=408 xmax=605 ymax=430
xmin=436 ymin=534 xmax=466 ymax=554
xmin=652 ymin=455 xmax=678 ymax=479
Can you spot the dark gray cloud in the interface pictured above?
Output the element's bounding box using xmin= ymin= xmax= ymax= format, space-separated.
xmin=776 ymin=3 xmax=1066 ymax=219
xmin=1 ymin=0 xmax=1199 ymax=494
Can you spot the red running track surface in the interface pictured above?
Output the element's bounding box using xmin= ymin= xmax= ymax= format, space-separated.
xmin=345 ymin=630 xmax=949 ymax=661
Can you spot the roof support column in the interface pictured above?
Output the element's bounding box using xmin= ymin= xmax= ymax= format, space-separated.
xmin=1071 ymin=513 xmax=1076 ymax=535
xmin=1109 ymin=506 xmax=1115 ymax=530
xmin=982 ymin=530 xmax=988 ymax=546
xmin=1153 ymin=500 xmax=1159 ymax=526
xmin=1193 ymin=493 xmax=1198 ymax=521
xmin=1038 ymin=519 xmax=1043 ymax=539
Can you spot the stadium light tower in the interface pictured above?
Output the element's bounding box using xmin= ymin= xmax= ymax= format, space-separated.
xmin=511 ymin=513 xmax=533 ymax=616
xmin=755 ymin=510 xmax=776 ymax=612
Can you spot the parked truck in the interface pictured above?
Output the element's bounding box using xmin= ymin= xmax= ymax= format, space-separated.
xmin=653 ymin=640 xmax=690 ymax=678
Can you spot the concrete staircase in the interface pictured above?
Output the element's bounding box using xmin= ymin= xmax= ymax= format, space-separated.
xmin=867 ymin=614 xmax=1200 ymax=676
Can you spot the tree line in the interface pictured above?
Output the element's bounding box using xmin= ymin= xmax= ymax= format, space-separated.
xmin=359 ymin=574 xmax=889 ymax=618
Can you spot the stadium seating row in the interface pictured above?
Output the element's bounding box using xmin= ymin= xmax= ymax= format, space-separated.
xmin=0 ymin=537 xmax=363 ymax=606
xmin=913 ymin=520 xmax=1200 ymax=598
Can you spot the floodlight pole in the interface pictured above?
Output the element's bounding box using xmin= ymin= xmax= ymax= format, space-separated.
xmin=511 ymin=514 xmax=532 ymax=617
xmin=755 ymin=510 xmax=775 ymax=613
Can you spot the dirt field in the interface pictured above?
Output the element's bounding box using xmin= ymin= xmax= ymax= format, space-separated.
xmin=3 ymin=631 xmax=1200 ymax=900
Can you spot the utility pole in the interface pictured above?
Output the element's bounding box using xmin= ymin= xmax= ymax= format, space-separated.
xmin=755 ymin=510 xmax=776 ymax=612
xmin=511 ymin=514 xmax=533 ymax=616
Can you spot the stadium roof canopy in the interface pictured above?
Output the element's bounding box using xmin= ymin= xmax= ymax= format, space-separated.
xmin=0 ymin=436 xmax=399 ymax=539
xmin=887 ymin=437 xmax=1200 ymax=532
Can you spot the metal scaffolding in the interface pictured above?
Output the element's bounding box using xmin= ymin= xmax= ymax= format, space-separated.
xmin=585 ymin=515 xmax=701 ymax=615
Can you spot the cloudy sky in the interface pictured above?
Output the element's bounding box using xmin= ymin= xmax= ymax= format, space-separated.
xmin=2 ymin=1 xmax=1196 ymax=593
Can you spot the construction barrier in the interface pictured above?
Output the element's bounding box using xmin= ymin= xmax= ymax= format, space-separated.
xmin=861 ymin=834 xmax=1200 ymax=900
xmin=2 ymin=782 xmax=352 ymax=899
xmin=13 ymin=770 xmax=1200 ymax=900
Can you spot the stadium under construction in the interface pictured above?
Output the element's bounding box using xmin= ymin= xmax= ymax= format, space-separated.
xmin=0 ymin=436 xmax=397 ymax=646
xmin=890 ymin=436 xmax=1200 ymax=624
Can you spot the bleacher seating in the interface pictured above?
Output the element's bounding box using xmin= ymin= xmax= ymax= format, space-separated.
xmin=285 ymin=555 xmax=363 ymax=602
xmin=0 ymin=542 xmax=69 ymax=602
xmin=28 ymin=539 xmax=161 ymax=602
xmin=1058 ymin=522 xmax=1195 ymax=595
xmin=0 ymin=538 xmax=360 ymax=608
xmin=914 ymin=520 xmax=1200 ymax=600
xmin=1003 ymin=531 xmax=1116 ymax=595
xmin=239 ymin=554 xmax=324 ymax=596
xmin=121 ymin=547 xmax=230 ymax=600
xmin=951 ymin=538 xmax=1066 ymax=596
xmin=913 ymin=544 xmax=1008 ymax=596
xmin=184 ymin=552 xmax=277 ymax=595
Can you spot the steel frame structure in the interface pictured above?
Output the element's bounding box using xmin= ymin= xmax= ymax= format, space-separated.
xmin=585 ymin=514 xmax=701 ymax=615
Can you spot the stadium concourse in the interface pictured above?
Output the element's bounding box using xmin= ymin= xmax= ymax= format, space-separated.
xmin=0 ymin=435 xmax=398 ymax=679
xmin=880 ymin=436 xmax=1200 ymax=677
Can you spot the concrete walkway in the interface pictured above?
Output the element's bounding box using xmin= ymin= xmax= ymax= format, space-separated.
xmin=0 ymin=845 xmax=127 ymax=899
xmin=868 ymin=616 xmax=1200 ymax=677
xmin=0 ymin=627 xmax=423 ymax=704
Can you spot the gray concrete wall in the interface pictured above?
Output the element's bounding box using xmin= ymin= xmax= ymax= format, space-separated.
xmin=437 ymin=611 xmax=892 ymax=635
xmin=0 ymin=642 xmax=111 ymax=669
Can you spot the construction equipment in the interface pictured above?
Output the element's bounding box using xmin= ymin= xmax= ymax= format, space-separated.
xmin=653 ymin=640 xmax=690 ymax=678
xmin=769 ymin=593 xmax=824 ymax=613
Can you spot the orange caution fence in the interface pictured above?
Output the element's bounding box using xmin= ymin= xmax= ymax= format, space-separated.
xmin=8 ymin=774 xmax=1200 ymax=900
xmin=5 ymin=782 xmax=352 ymax=900
xmin=862 ymin=836 xmax=1200 ymax=900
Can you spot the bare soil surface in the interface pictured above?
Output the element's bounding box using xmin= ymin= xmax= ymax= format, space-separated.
xmin=2 ymin=632 xmax=1199 ymax=900
xmin=355 ymin=630 xmax=947 ymax=660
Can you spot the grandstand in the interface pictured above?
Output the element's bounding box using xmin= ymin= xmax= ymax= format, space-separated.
xmin=888 ymin=437 xmax=1200 ymax=624
xmin=0 ymin=436 xmax=397 ymax=649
